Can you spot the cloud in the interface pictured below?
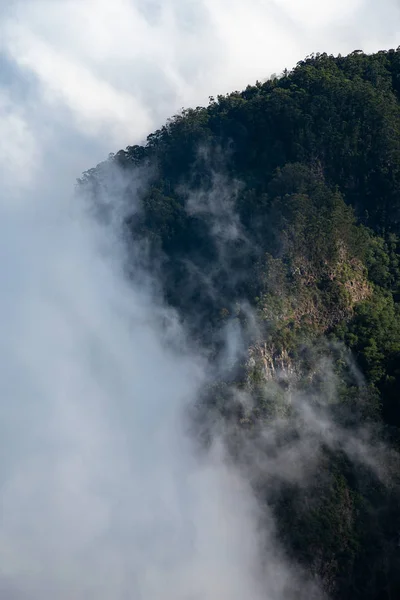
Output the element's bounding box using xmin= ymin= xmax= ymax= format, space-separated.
xmin=3 ymin=27 xmax=153 ymax=141
xmin=0 ymin=149 xmax=331 ymax=599
xmin=0 ymin=91 xmax=39 ymax=194
xmin=0 ymin=160 xmax=272 ymax=599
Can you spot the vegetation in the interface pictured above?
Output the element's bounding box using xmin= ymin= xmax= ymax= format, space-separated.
xmin=79 ymin=48 xmax=400 ymax=600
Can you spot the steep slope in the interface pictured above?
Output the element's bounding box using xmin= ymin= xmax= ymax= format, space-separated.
xmin=78 ymin=48 xmax=400 ymax=600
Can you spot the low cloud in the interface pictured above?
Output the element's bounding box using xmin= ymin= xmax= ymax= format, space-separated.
xmin=0 ymin=162 xmax=270 ymax=599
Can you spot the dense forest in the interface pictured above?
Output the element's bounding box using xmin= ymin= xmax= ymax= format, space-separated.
xmin=79 ymin=49 xmax=400 ymax=600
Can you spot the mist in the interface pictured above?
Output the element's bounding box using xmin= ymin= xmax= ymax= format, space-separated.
xmin=0 ymin=122 xmax=392 ymax=600
xmin=0 ymin=149 xmax=321 ymax=599
xmin=2 ymin=99 xmax=399 ymax=600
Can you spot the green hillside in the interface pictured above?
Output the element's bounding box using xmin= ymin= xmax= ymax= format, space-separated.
xmin=79 ymin=48 xmax=400 ymax=600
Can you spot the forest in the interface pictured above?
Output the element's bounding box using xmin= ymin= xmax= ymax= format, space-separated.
xmin=79 ymin=48 xmax=400 ymax=600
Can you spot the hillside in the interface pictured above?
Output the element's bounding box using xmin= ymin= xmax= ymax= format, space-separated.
xmin=79 ymin=48 xmax=400 ymax=600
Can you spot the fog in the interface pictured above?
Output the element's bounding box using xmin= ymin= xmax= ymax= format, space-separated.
xmin=0 ymin=162 xmax=271 ymax=599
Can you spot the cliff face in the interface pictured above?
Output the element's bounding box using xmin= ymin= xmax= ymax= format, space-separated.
xmin=248 ymin=343 xmax=298 ymax=384
xmin=79 ymin=48 xmax=400 ymax=600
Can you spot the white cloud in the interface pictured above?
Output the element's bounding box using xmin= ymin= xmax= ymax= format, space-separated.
xmin=273 ymin=0 xmax=364 ymax=28
xmin=0 ymin=154 xmax=298 ymax=599
xmin=0 ymin=91 xmax=40 ymax=200
xmin=2 ymin=21 xmax=153 ymax=142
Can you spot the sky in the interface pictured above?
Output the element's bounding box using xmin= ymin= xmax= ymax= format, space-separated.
xmin=0 ymin=2 xmax=398 ymax=598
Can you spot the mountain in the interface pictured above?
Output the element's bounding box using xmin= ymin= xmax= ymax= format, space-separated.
xmin=78 ymin=48 xmax=400 ymax=600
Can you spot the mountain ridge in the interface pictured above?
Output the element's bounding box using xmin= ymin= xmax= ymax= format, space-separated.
xmin=78 ymin=47 xmax=400 ymax=600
